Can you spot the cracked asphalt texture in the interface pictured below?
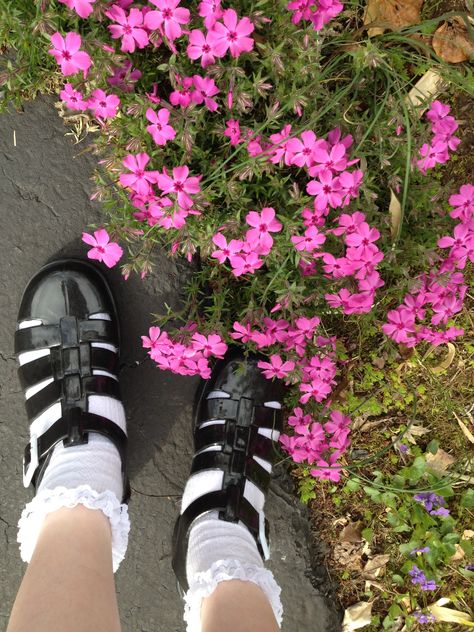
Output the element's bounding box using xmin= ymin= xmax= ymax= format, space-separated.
xmin=0 ymin=97 xmax=341 ymax=632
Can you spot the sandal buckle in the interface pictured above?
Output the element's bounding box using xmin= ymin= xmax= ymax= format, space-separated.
xmin=23 ymin=433 xmax=39 ymax=488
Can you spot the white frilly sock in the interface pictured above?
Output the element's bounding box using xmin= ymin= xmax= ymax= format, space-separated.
xmin=16 ymin=315 xmax=130 ymax=572
xmin=180 ymin=393 xmax=283 ymax=632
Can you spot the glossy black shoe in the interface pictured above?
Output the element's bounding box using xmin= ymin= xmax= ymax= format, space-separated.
xmin=15 ymin=259 xmax=129 ymax=501
xmin=171 ymin=348 xmax=284 ymax=592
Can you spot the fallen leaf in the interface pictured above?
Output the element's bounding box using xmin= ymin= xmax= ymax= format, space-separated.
xmin=364 ymin=0 xmax=423 ymax=37
xmin=450 ymin=543 xmax=465 ymax=561
xmin=426 ymin=448 xmax=455 ymax=475
xmin=433 ymin=18 xmax=474 ymax=63
xmin=432 ymin=342 xmax=456 ymax=373
xmin=362 ymin=554 xmax=390 ymax=580
xmin=334 ymin=542 xmax=364 ymax=571
xmin=428 ymin=598 xmax=474 ymax=627
xmin=453 ymin=412 xmax=474 ymax=444
xmin=389 ymin=188 xmax=402 ymax=239
xmin=342 ymin=601 xmax=373 ymax=631
xmin=406 ymin=69 xmax=445 ymax=110
xmin=404 ymin=424 xmax=430 ymax=445
xmin=463 ymin=530 xmax=474 ymax=539
xmin=340 ymin=521 xmax=364 ymax=543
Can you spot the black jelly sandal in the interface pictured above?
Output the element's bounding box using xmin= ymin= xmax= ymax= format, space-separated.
xmin=171 ymin=349 xmax=284 ymax=592
xmin=14 ymin=259 xmax=130 ymax=502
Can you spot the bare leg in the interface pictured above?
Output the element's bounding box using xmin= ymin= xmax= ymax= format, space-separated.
xmin=7 ymin=505 xmax=120 ymax=632
xmin=201 ymin=580 xmax=280 ymax=632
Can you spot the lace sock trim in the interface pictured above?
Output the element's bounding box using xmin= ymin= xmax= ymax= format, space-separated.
xmin=183 ymin=559 xmax=283 ymax=632
xmin=17 ymin=484 xmax=130 ymax=572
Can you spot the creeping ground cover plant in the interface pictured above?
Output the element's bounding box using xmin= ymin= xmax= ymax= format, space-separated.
xmin=1 ymin=0 xmax=473 ymax=628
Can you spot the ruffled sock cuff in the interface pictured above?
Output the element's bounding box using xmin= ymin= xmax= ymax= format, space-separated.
xmin=17 ymin=484 xmax=130 ymax=572
xmin=183 ymin=559 xmax=283 ymax=632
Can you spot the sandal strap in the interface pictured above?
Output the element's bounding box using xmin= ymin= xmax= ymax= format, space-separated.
xmin=18 ymin=346 xmax=118 ymax=390
xmin=195 ymin=422 xmax=277 ymax=463
xmin=25 ymin=375 xmax=121 ymax=422
xmin=172 ymin=483 xmax=269 ymax=593
xmin=201 ymin=398 xmax=282 ymax=430
xmin=15 ymin=317 xmax=116 ymax=355
xmin=23 ymin=407 xmax=128 ymax=491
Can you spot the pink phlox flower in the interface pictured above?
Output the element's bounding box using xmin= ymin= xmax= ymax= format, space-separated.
xmin=302 ymin=207 xmax=326 ymax=229
xmin=146 ymin=83 xmax=161 ymax=104
xmin=332 ymin=211 xmax=366 ymax=236
xmin=438 ymin=222 xmax=474 ymax=259
xmin=142 ymin=326 xmax=171 ymax=360
xmin=449 ymin=184 xmax=474 ymax=222
xmin=345 ymin=221 xmax=380 ymax=251
xmin=287 ymin=0 xmax=314 ymax=24
xmin=322 ymin=253 xmax=346 ymax=278
xmin=245 ymin=207 xmax=282 ymax=252
xmin=403 ymin=292 xmax=427 ymax=321
xmin=291 ymin=226 xmax=326 ymax=252
xmin=329 ymin=428 xmax=351 ymax=451
xmin=338 ymin=169 xmax=363 ymax=206
xmin=299 ymin=260 xmax=318 ymax=276
xmin=285 ymin=130 xmax=319 ymax=168
xmin=358 ymin=270 xmax=384 ymax=292
xmin=249 ymin=330 xmax=273 ymax=349
xmin=303 ymin=355 xmax=336 ymax=384
xmin=87 ymin=89 xmax=120 ymax=120
xmin=417 ymin=140 xmax=450 ymax=173
xmin=431 ymin=292 xmax=464 ymax=325
xmin=284 ymin=328 xmax=307 ymax=356
xmin=382 ymin=308 xmax=417 ymax=344
xmin=262 ymin=317 xmax=290 ymax=343
xmin=208 ymin=8 xmax=254 ymax=58
xmin=247 ymin=136 xmax=264 ymax=156
xmin=324 ymin=410 xmax=351 ymax=434
xmin=295 ymin=316 xmax=320 ymax=340
xmin=146 ymin=107 xmax=176 ymax=145
xmin=49 ymin=32 xmax=91 ymax=76
xmin=144 ymin=0 xmax=190 ymax=42
xmin=224 ymin=119 xmax=241 ymax=145
xmin=297 ymin=422 xmax=326 ymax=449
xmin=211 ymin=233 xmax=243 ymax=263
xmin=310 ymin=451 xmax=343 ymax=482
xmin=427 ymin=100 xmax=451 ymax=123
xmin=187 ymin=29 xmax=218 ymax=67
xmin=133 ymin=197 xmax=173 ymax=226
xmin=229 ymin=251 xmax=264 ymax=276
xmin=307 ymin=169 xmax=342 ymax=211
xmin=257 ymin=355 xmax=295 ymax=379
xmin=310 ymin=0 xmax=344 ymax=30
xmin=268 ymin=124 xmax=292 ymax=164
xmin=120 ymin=153 xmax=159 ymax=196
xmin=230 ymin=321 xmax=253 ymax=342
xmin=60 ymin=83 xmax=87 ymax=110
xmin=299 ymin=378 xmax=332 ymax=404
xmin=327 ymin=127 xmax=353 ymax=150
xmin=106 ymin=5 xmax=149 ymax=52
xmin=170 ymin=75 xmax=194 ymax=107
xmin=198 ymin=0 xmax=223 ymax=28
xmin=191 ymin=75 xmax=220 ymax=111
xmin=309 ymin=142 xmax=348 ymax=177
xmin=82 ymin=228 xmax=123 ymax=268
xmin=58 ymin=0 xmax=96 ymax=18
xmin=191 ymin=332 xmax=228 ymax=358
xmin=156 ymin=165 xmax=201 ymax=209
xmin=325 ymin=288 xmax=374 ymax=314
xmin=107 ymin=60 xmax=142 ymax=91
xmin=288 ymin=407 xmax=312 ymax=427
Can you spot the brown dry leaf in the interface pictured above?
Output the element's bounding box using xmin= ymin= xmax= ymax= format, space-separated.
xmin=428 ymin=598 xmax=474 ymax=627
xmin=433 ymin=18 xmax=474 ymax=63
xmin=340 ymin=521 xmax=364 ymax=543
xmin=454 ymin=412 xmax=474 ymax=444
xmin=334 ymin=542 xmax=364 ymax=571
xmin=364 ymin=0 xmax=423 ymax=37
xmin=426 ymin=448 xmax=455 ymax=475
xmin=404 ymin=424 xmax=430 ymax=445
xmin=389 ymin=188 xmax=402 ymax=240
xmin=432 ymin=342 xmax=456 ymax=373
xmin=342 ymin=601 xmax=373 ymax=631
xmin=362 ymin=554 xmax=390 ymax=580
xmin=450 ymin=543 xmax=465 ymax=561
xmin=406 ymin=69 xmax=445 ymax=110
